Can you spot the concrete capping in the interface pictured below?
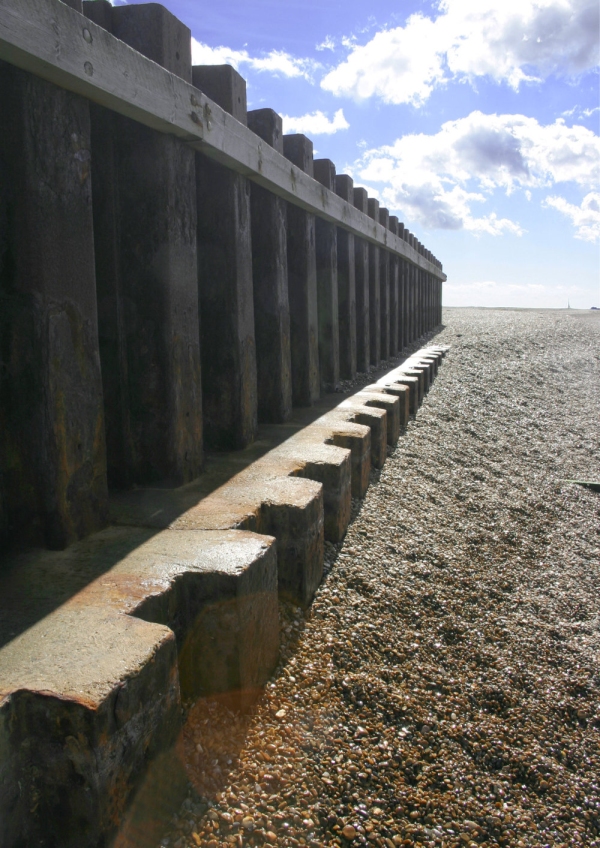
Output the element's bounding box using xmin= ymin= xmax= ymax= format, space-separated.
xmin=0 ymin=349 xmax=448 ymax=845
xmin=0 ymin=0 xmax=445 ymax=279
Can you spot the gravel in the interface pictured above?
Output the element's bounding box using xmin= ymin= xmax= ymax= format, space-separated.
xmin=160 ymin=308 xmax=600 ymax=848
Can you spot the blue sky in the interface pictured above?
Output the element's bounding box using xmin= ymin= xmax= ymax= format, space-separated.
xmin=112 ymin=0 xmax=599 ymax=308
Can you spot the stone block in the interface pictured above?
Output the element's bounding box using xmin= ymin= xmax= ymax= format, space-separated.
xmin=0 ymin=525 xmax=279 ymax=845
xmin=354 ymin=390 xmax=400 ymax=446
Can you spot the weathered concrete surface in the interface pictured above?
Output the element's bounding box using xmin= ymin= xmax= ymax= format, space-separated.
xmin=353 ymin=188 xmax=370 ymax=374
xmin=368 ymin=198 xmax=381 ymax=366
xmin=283 ymin=134 xmax=320 ymax=406
xmin=85 ymin=1 xmax=204 ymax=488
xmin=335 ymin=175 xmax=357 ymax=380
xmin=0 ymin=60 xmax=108 ymax=553
xmin=194 ymin=65 xmax=258 ymax=450
xmin=314 ymin=159 xmax=340 ymax=393
xmin=362 ymin=382 xmax=410 ymax=428
xmin=0 ymin=348 xmax=446 ymax=847
xmin=0 ymin=526 xmax=279 ymax=847
xmin=247 ymin=108 xmax=292 ymax=423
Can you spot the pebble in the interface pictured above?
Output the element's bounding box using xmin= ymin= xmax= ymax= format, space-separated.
xmin=158 ymin=310 xmax=600 ymax=847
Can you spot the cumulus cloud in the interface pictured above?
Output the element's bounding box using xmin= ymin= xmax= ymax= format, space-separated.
xmin=352 ymin=111 xmax=599 ymax=235
xmin=281 ymin=109 xmax=350 ymax=136
xmin=191 ymin=39 xmax=320 ymax=81
xmin=322 ymin=0 xmax=599 ymax=105
xmin=543 ymin=192 xmax=600 ymax=240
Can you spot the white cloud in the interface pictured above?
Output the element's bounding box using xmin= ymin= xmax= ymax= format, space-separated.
xmin=281 ymin=109 xmax=350 ymax=136
xmin=191 ymin=39 xmax=320 ymax=82
xmin=351 ymin=111 xmax=599 ymax=235
xmin=316 ymin=36 xmax=336 ymax=52
xmin=322 ymin=0 xmax=599 ymax=105
xmin=543 ymin=191 xmax=600 ymax=240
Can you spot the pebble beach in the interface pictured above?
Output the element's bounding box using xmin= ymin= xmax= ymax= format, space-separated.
xmin=160 ymin=308 xmax=600 ymax=848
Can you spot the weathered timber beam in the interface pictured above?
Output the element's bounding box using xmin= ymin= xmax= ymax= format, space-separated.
xmin=0 ymin=0 xmax=446 ymax=281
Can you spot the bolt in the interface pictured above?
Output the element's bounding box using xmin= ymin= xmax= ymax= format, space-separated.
xmin=82 ymin=27 xmax=92 ymax=44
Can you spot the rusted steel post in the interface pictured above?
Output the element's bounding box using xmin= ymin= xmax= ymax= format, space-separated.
xmin=0 ymin=56 xmax=107 ymax=551
xmin=283 ymin=134 xmax=320 ymax=406
xmin=313 ymin=159 xmax=340 ymax=392
xmin=367 ymin=197 xmax=381 ymax=366
xmin=247 ymin=108 xmax=292 ymax=423
xmin=353 ymin=188 xmax=370 ymax=373
xmin=335 ymin=175 xmax=357 ymax=380
xmin=194 ymin=64 xmax=258 ymax=449
xmin=84 ymin=1 xmax=203 ymax=483
xmin=379 ymin=207 xmax=390 ymax=361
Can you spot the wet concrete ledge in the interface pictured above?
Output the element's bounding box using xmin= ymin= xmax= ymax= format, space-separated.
xmin=0 ymin=346 xmax=447 ymax=848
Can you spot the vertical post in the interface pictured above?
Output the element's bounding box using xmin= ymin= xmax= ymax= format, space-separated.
xmin=247 ymin=108 xmax=292 ymax=423
xmin=416 ymin=241 xmax=422 ymax=339
xmin=353 ymin=188 xmax=370 ymax=373
xmin=313 ymin=159 xmax=340 ymax=393
xmin=86 ymin=2 xmax=204 ymax=482
xmin=378 ymin=207 xmax=390 ymax=362
xmin=283 ymin=134 xmax=320 ymax=406
xmin=388 ymin=216 xmax=399 ymax=355
xmin=194 ymin=65 xmax=257 ymax=448
xmin=404 ymin=230 xmax=413 ymax=344
xmin=367 ymin=198 xmax=381 ymax=366
xmin=397 ymin=221 xmax=405 ymax=352
xmin=335 ymin=175 xmax=357 ymax=380
xmin=0 ymin=60 xmax=107 ymax=550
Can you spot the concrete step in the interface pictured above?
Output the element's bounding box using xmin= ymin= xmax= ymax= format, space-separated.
xmin=0 ymin=347 xmax=447 ymax=847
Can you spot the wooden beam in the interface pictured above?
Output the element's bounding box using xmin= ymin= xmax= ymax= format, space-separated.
xmin=0 ymin=0 xmax=446 ymax=280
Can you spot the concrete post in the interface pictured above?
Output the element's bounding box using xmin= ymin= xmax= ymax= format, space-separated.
xmin=283 ymin=134 xmax=320 ymax=406
xmin=0 ymin=60 xmax=107 ymax=550
xmin=388 ymin=216 xmax=399 ymax=355
xmin=378 ymin=207 xmax=390 ymax=361
xmin=353 ymin=188 xmax=370 ymax=373
xmin=194 ymin=65 xmax=258 ymax=448
xmin=247 ymin=109 xmax=292 ymax=423
xmin=335 ymin=175 xmax=357 ymax=380
xmin=367 ymin=198 xmax=381 ymax=366
xmin=85 ymin=1 xmax=204 ymax=483
xmin=313 ymin=159 xmax=340 ymax=392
